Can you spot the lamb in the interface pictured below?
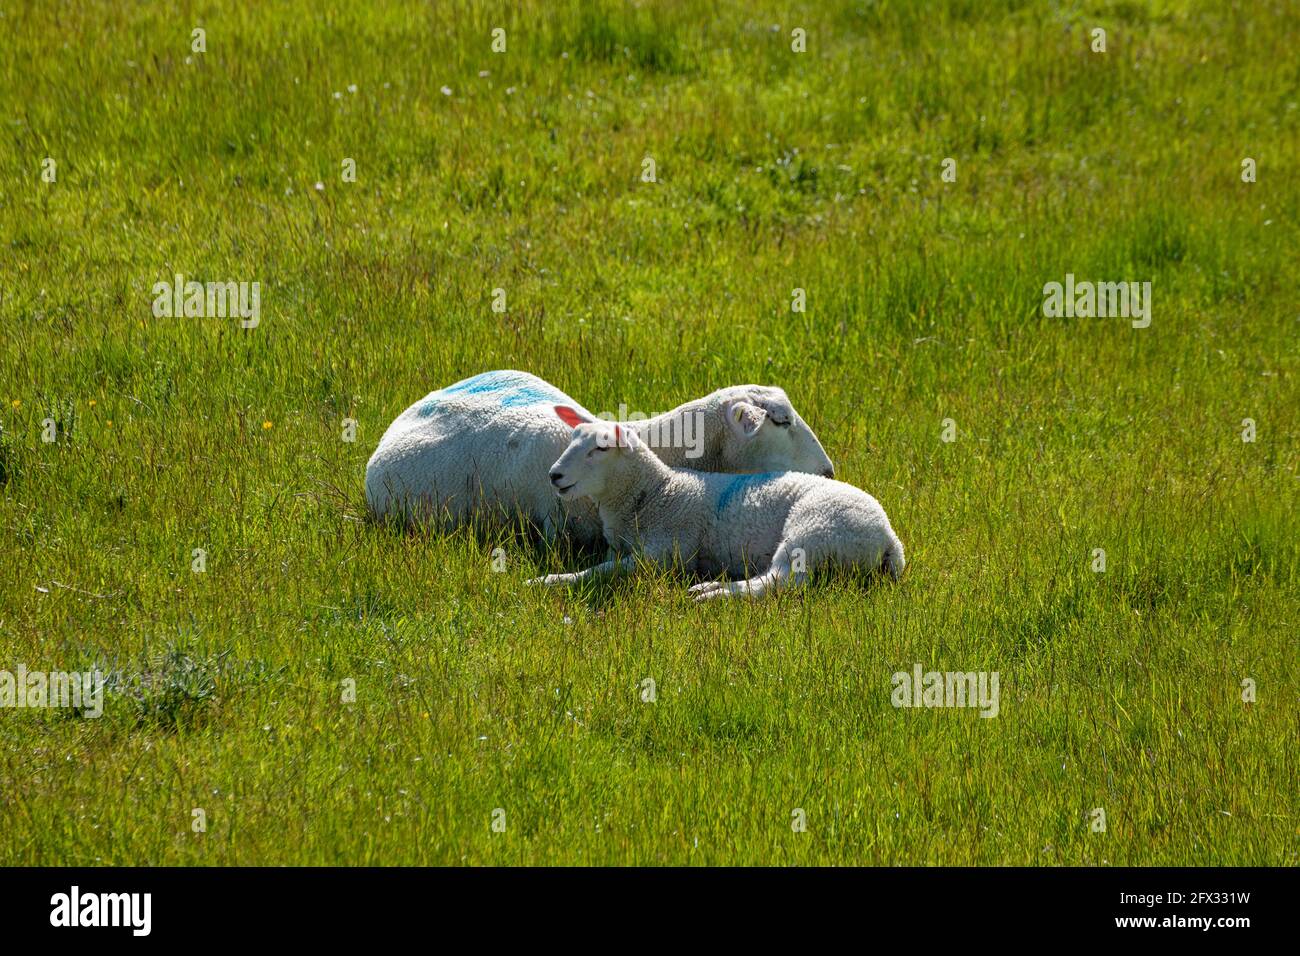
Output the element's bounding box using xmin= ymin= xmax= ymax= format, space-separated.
xmin=364 ymin=370 xmax=835 ymax=547
xmin=526 ymin=406 xmax=904 ymax=599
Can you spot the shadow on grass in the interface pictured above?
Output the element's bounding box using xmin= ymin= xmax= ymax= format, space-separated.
xmin=365 ymin=501 xmax=604 ymax=568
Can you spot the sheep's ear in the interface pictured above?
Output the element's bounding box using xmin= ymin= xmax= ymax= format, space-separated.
xmin=724 ymin=401 xmax=767 ymax=440
xmin=554 ymin=405 xmax=590 ymax=428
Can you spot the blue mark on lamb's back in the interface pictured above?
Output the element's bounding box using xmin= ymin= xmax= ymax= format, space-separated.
xmin=419 ymin=371 xmax=569 ymax=415
xmin=715 ymin=473 xmax=781 ymax=516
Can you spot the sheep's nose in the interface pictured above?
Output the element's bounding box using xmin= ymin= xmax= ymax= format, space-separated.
xmin=821 ymin=467 xmax=835 ymax=479
xmin=549 ymin=470 xmax=564 ymax=485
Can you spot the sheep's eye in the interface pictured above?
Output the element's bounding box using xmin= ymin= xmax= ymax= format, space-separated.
xmin=761 ymin=406 xmax=793 ymax=427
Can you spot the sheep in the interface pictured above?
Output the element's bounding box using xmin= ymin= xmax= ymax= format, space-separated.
xmin=364 ymin=370 xmax=835 ymax=546
xmin=526 ymin=406 xmax=904 ymax=599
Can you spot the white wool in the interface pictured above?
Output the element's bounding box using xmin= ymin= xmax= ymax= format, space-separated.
xmin=530 ymin=419 xmax=903 ymax=600
xmin=364 ymin=370 xmax=834 ymax=546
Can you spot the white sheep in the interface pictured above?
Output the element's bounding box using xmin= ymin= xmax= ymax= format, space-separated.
xmin=365 ymin=370 xmax=835 ymax=546
xmin=527 ymin=407 xmax=904 ymax=599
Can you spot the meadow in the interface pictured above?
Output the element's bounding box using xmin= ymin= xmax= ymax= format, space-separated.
xmin=0 ymin=0 xmax=1296 ymax=865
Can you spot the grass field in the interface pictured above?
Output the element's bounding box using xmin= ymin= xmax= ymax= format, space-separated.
xmin=1 ymin=0 xmax=1296 ymax=865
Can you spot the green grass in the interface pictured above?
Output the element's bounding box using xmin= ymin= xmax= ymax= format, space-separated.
xmin=1 ymin=0 xmax=1297 ymax=865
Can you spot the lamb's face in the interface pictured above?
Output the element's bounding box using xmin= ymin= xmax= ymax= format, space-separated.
xmin=548 ymin=422 xmax=634 ymax=502
xmin=717 ymin=386 xmax=835 ymax=478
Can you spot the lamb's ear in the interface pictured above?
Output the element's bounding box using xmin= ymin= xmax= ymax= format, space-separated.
xmin=554 ymin=405 xmax=591 ymax=429
xmin=724 ymin=400 xmax=767 ymax=440
xmin=615 ymin=424 xmax=640 ymax=450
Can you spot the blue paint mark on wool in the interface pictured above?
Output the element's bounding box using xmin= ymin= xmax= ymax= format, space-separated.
xmin=500 ymin=385 xmax=563 ymax=407
xmin=436 ymin=371 xmax=568 ymax=409
xmin=442 ymin=370 xmax=516 ymax=397
xmin=715 ymin=473 xmax=781 ymax=516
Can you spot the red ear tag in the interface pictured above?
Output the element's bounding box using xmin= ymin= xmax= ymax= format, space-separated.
xmin=555 ymin=405 xmax=586 ymax=428
xmin=613 ymin=424 xmax=623 ymax=446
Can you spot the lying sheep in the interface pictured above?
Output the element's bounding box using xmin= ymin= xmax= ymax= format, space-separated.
xmin=527 ymin=407 xmax=904 ymax=599
xmin=365 ymin=370 xmax=835 ymax=546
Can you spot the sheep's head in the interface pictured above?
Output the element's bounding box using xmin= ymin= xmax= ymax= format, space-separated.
xmin=548 ymin=406 xmax=641 ymax=502
xmin=714 ymin=385 xmax=835 ymax=479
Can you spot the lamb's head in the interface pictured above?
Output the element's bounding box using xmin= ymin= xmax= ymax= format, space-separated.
xmin=548 ymin=405 xmax=644 ymax=503
xmin=710 ymin=385 xmax=834 ymax=479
